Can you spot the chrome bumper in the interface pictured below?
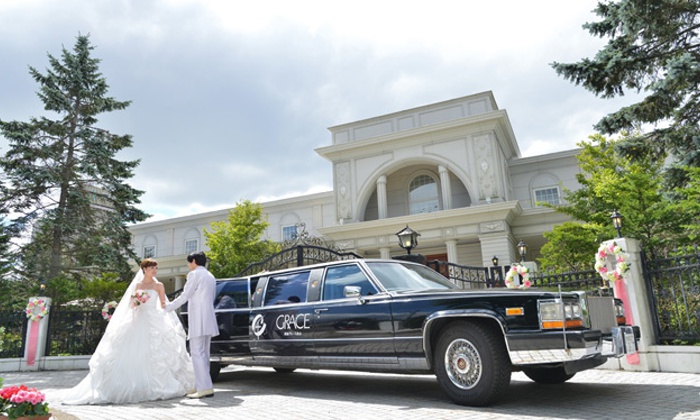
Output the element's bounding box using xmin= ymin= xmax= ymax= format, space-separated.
xmin=601 ymin=326 xmax=639 ymax=358
xmin=507 ymin=326 xmax=639 ymax=366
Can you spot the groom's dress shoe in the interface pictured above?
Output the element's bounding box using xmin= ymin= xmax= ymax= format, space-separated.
xmin=186 ymin=389 xmax=214 ymax=399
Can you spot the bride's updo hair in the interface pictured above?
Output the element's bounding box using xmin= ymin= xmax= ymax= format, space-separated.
xmin=140 ymin=258 xmax=158 ymax=272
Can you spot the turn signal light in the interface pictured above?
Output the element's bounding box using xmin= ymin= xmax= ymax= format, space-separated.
xmin=506 ymin=307 xmax=524 ymax=316
xmin=541 ymin=319 xmax=584 ymax=329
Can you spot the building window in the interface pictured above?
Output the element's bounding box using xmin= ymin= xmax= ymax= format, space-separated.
xmin=185 ymin=239 xmax=198 ymax=255
xmin=409 ymin=174 xmax=440 ymax=215
xmin=143 ymin=245 xmax=156 ymax=259
xmin=282 ymin=225 xmax=297 ymax=241
xmin=534 ymin=187 xmax=560 ymax=206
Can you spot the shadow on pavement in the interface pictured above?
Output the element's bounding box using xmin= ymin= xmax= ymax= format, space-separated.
xmin=216 ymin=368 xmax=699 ymax=419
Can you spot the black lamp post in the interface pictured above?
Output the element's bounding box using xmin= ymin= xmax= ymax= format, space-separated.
xmin=396 ymin=225 xmax=420 ymax=255
xmin=492 ymin=256 xmax=499 ymax=266
xmin=517 ymin=240 xmax=527 ymax=263
xmin=611 ymin=209 xmax=623 ymax=238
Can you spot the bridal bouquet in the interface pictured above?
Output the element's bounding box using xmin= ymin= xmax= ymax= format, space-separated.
xmin=130 ymin=289 xmax=150 ymax=308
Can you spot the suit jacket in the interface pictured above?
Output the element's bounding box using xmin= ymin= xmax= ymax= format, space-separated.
xmin=166 ymin=266 xmax=220 ymax=339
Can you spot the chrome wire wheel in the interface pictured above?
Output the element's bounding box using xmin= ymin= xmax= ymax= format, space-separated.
xmin=444 ymin=338 xmax=482 ymax=390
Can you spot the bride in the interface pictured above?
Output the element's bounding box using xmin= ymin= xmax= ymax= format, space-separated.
xmin=62 ymin=259 xmax=194 ymax=404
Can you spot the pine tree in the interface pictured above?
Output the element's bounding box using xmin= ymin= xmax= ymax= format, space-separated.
xmin=551 ymin=0 xmax=700 ymax=187
xmin=0 ymin=34 xmax=148 ymax=282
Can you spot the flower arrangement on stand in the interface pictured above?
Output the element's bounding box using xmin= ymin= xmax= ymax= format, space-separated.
xmin=101 ymin=301 xmax=118 ymax=321
xmin=130 ymin=290 xmax=150 ymax=308
xmin=0 ymin=384 xmax=51 ymax=420
xmin=594 ymin=241 xmax=630 ymax=286
xmin=24 ymin=299 xmax=48 ymax=322
xmin=505 ymin=264 xmax=532 ymax=289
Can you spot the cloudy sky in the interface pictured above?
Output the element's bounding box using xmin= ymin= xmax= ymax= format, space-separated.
xmin=0 ymin=0 xmax=638 ymax=222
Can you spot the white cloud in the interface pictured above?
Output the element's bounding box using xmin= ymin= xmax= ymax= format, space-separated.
xmin=0 ymin=0 xmax=635 ymax=222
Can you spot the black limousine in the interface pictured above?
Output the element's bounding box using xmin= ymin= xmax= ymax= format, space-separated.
xmin=180 ymin=259 xmax=638 ymax=406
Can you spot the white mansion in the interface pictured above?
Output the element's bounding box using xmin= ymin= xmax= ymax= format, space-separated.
xmin=130 ymin=91 xmax=581 ymax=293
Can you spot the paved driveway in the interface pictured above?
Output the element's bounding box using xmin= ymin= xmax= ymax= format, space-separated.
xmin=2 ymin=367 xmax=699 ymax=420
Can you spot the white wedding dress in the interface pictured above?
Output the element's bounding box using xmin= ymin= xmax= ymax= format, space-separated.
xmin=63 ymin=282 xmax=195 ymax=405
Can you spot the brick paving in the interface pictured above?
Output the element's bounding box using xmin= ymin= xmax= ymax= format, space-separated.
xmin=2 ymin=366 xmax=699 ymax=420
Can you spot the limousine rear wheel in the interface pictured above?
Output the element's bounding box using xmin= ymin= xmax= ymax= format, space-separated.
xmin=434 ymin=320 xmax=511 ymax=406
xmin=210 ymin=362 xmax=222 ymax=382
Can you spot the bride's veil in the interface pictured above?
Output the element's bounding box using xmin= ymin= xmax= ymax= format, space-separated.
xmin=104 ymin=267 xmax=143 ymax=336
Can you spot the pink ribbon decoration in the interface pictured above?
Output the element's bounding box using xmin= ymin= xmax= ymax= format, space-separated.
xmin=26 ymin=319 xmax=40 ymax=366
xmin=614 ymin=280 xmax=640 ymax=365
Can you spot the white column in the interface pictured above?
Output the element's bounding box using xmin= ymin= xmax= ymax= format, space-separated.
xmin=379 ymin=247 xmax=391 ymax=259
xmin=603 ymin=238 xmax=658 ymax=372
xmin=175 ymin=275 xmax=186 ymax=291
xmin=377 ymin=175 xmax=388 ymax=219
xmin=439 ymin=165 xmax=452 ymax=210
xmin=445 ymin=240 xmax=458 ymax=264
xmin=23 ymin=297 xmax=52 ymax=371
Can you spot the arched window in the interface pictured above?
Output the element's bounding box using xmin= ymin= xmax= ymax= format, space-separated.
xmin=409 ymin=174 xmax=440 ymax=214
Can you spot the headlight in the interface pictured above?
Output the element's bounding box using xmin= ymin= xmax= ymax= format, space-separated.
xmin=539 ymin=299 xmax=584 ymax=329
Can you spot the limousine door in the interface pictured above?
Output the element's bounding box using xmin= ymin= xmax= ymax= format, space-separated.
xmin=249 ymin=270 xmax=317 ymax=362
xmin=310 ymin=263 xmax=397 ymax=361
xmin=211 ymin=278 xmax=256 ymax=356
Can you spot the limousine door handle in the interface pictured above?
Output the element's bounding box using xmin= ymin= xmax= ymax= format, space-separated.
xmin=314 ymin=308 xmax=329 ymax=315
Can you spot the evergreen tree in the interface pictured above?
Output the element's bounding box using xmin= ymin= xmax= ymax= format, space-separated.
xmin=204 ymin=200 xmax=281 ymax=278
xmin=0 ymin=34 xmax=148 ymax=282
xmin=669 ymin=166 xmax=700 ymax=242
xmin=551 ymin=0 xmax=700 ymax=187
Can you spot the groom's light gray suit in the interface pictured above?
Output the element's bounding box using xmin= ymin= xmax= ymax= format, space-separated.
xmin=166 ymin=265 xmax=219 ymax=393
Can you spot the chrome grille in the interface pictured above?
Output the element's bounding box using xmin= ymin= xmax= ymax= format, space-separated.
xmin=586 ymin=296 xmax=616 ymax=334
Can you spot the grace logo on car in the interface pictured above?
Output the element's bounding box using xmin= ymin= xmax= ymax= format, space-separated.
xmin=276 ymin=313 xmax=310 ymax=331
xmin=252 ymin=314 xmax=267 ymax=338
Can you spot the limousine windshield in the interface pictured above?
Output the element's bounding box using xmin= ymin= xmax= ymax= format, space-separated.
xmin=366 ymin=261 xmax=456 ymax=292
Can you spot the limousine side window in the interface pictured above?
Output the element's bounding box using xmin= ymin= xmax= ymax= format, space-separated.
xmin=264 ymin=271 xmax=310 ymax=306
xmin=214 ymin=279 xmax=257 ymax=309
xmin=322 ymin=264 xmax=377 ymax=301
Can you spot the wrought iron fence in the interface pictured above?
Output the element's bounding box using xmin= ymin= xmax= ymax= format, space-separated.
xmin=530 ymin=269 xmax=614 ymax=296
xmin=0 ymin=310 xmax=27 ymax=358
xmin=643 ymin=249 xmax=700 ymax=344
xmin=236 ymin=245 xmax=363 ymax=277
xmin=426 ymin=260 xmax=494 ymax=288
xmin=426 ymin=260 xmax=612 ymax=295
xmin=46 ymin=307 xmax=106 ymax=356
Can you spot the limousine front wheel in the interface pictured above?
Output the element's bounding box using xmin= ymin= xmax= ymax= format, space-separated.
xmin=434 ymin=321 xmax=511 ymax=406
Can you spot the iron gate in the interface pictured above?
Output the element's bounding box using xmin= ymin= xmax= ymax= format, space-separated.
xmin=642 ymin=248 xmax=700 ymax=344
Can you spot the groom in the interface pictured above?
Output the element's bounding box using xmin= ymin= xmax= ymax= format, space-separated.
xmin=166 ymin=251 xmax=220 ymax=399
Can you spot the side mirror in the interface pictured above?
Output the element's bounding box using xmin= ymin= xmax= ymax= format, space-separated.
xmin=344 ymin=286 xmax=361 ymax=298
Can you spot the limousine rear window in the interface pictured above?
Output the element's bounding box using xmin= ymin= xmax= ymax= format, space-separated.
xmin=366 ymin=262 xmax=456 ymax=292
xmin=264 ymin=271 xmax=310 ymax=306
xmin=214 ymin=280 xmax=251 ymax=309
